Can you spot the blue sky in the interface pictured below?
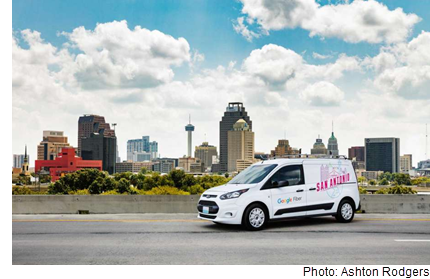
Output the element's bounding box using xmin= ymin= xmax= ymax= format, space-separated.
xmin=12 ymin=0 xmax=430 ymax=166
xmin=13 ymin=0 xmax=430 ymax=73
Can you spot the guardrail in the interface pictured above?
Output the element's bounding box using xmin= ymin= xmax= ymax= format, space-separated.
xmin=12 ymin=194 xmax=430 ymax=215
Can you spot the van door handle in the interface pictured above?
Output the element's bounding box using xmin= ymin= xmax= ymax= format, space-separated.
xmin=309 ymin=188 xmax=316 ymax=191
xmin=296 ymin=189 xmax=304 ymax=192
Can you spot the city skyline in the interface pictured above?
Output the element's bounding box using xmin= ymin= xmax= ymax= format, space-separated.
xmin=12 ymin=0 xmax=430 ymax=166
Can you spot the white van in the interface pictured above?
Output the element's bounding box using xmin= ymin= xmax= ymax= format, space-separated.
xmin=197 ymin=158 xmax=360 ymax=230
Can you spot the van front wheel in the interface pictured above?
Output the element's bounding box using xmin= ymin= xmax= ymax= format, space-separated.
xmin=336 ymin=200 xmax=355 ymax=223
xmin=243 ymin=204 xmax=268 ymax=231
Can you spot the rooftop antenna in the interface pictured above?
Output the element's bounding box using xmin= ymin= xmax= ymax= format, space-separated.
xmin=426 ymin=123 xmax=428 ymax=159
xmin=189 ymin=114 xmax=191 ymax=124
xmin=284 ymin=129 xmax=286 ymax=140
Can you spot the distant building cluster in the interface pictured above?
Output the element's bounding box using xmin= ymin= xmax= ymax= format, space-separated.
xmin=13 ymin=103 xmax=429 ymax=183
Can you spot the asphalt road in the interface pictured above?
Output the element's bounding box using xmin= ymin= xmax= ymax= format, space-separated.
xmin=12 ymin=213 xmax=430 ymax=265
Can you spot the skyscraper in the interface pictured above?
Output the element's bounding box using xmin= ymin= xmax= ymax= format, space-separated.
xmin=311 ymin=136 xmax=328 ymax=155
xmin=37 ymin=131 xmax=71 ymax=160
xmin=219 ymin=102 xmax=252 ymax=172
xmin=195 ymin=142 xmax=218 ymax=169
xmin=270 ymin=139 xmax=300 ymax=157
xmin=348 ymin=146 xmax=365 ymax=162
xmin=13 ymin=154 xmax=28 ymax=168
xmin=127 ymin=136 xmax=158 ymax=161
xmin=81 ymin=132 xmax=117 ymax=174
xmin=227 ymin=119 xmax=254 ymax=172
xmin=185 ymin=116 xmax=194 ymax=157
xmin=327 ymin=122 xmax=339 ymax=156
xmin=365 ymin=138 xmax=400 ymax=173
xmin=78 ymin=115 xmax=115 ymax=156
xmin=400 ymin=154 xmax=413 ymax=173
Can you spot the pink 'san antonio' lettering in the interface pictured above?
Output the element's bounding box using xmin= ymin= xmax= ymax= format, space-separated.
xmin=316 ymin=173 xmax=350 ymax=192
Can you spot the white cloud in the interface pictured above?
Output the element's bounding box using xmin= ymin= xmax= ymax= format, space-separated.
xmin=242 ymin=44 xmax=360 ymax=91
xmin=312 ymin=52 xmax=332 ymax=60
xmin=12 ymin=23 xmax=430 ymax=167
xmin=62 ymin=20 xmax=191 ymax=89
xmin=233 ymin=17 xmax=262 ymax=42
xmin=237 ymin=0 xmax=420 ymax=44
xmin=371 ymin=31 xmax=430 ymax=99
xmin=300 ymin=81 xmax=345 ymax=106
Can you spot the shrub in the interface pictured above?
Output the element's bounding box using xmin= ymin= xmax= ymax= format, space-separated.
xmin=69 ymin=189 xmax=90 ymax=195
xmin=358 ymin=187 xmax=368 ymax=194
xmin=379 ymin=178 xmax=389 ymax=186
xmin=12 ymin=186 xmax=33 ymax=195
xmin=376 ymin=185 xmax=417 ymax=194
xmin=143 ymin=186 xmax=190 ymax=195
xmin=100 ymin=190 xmax=120 ymax=195
xmin=48 ymin=180 xmax=69 ymax=195
xmin=187 ymin=184 xmax=205 ymax=195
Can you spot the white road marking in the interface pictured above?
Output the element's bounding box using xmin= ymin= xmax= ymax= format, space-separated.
xmin=395 ymin=240 xmax=430 ymax=242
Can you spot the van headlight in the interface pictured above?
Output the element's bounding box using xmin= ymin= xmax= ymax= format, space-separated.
xmin=220 ymin=189 xmax=249 ymax=200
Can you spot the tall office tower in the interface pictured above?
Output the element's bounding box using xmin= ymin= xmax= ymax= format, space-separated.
xmin=227 ymin=119 xmax=254 ymax=172
xmin=37 ymin=131 xmax=71 ymax=160
xmin=348 ymin=146 xmax=365 ymax=162
xmin=127 ymin=136 xmax=158 ymax=161
xmin=13 ymin=154 xmax=27 ymax=168
xmin=195 ymin=142 xmax=218 ymax=169
xmin=327 ymin=123 xmax=339 ymax=156
xmin=311 ymin=136 xmax=328 ymax=155
xmin=78 ymin=115 xmax=115 ymax=156
xmin=81 ymin=132 xmax=117 ymax=174
xmin=149 ymin=141 xmax=158 ymax=159
xmin=220 ymin=102 xmax=252 ymax=172
xmin=185 ymin=116 xmax=195 ymax=157
xmin=365 ymin=138 xmax=400 ymax=173
xmin=400 ymin=154 xmax=413 ymax=173
xmin=270 ymin=139 xmax=300 ymax=157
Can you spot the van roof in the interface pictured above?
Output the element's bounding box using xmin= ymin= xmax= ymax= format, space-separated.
xmin=256 ymin=158 xmax=351 ymax=166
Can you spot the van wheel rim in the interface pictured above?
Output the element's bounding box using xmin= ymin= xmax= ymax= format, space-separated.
xmin=341 ymin=203 xmax=353 ymax=220
xmin=249 ymin=208 xmax=265 ymax=228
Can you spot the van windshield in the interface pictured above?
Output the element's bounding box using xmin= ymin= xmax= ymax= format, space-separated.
xmin=228 ymin=164 xmax=277 ymax=184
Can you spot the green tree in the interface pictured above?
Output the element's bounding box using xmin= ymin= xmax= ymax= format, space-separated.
xmin=139 ymin=167 xmax=147 ymax=174
xmin=168 ymin=169 xmax=186 ymax=188
xmin=117 ymin=178 xmax=131 ymax=194
xmin=379 ymin=178 xmax=389 ymax=186
xmin=392 ymin=173 xmax=411 ymax=185
xmin=369 ymin=179 xmax=377 ymax=186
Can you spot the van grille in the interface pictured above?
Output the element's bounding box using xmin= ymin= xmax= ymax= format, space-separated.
xmin=197 ymin=200 xmax=219 ymax=214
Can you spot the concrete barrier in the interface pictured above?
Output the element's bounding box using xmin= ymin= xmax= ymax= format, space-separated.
xmin=12 ymin=195 xmax=200 ymax=214
xmin=12 ymin=194 xmax=430 ymax=214
xmin=360 ymin=194 xmax=430 ymax=214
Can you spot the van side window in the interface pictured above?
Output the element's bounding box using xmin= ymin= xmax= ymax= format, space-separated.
xmin=269 ymin=165 xmax=304 ymax=187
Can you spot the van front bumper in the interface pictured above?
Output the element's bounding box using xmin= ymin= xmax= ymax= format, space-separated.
xmin=197 ymin=198 xmax=243 ymax=225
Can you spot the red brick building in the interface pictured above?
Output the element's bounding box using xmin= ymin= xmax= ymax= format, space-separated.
xmin=35 ymin=147 xmax=102 ymax=181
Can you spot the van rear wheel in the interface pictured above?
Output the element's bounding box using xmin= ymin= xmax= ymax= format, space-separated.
xmin=243 ymin=204 xmax=268 ymax=231
xmin=336 ymin=200 xmax=355 ymax=223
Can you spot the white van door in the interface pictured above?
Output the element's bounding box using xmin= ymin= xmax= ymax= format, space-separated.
xmin=261 ymin=165 xmax=307 ymax=219
xmin=304 ymin=160 xmax=352 ymax=216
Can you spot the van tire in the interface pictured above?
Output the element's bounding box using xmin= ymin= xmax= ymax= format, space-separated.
xmin=242 ymin=203 xmax=268 ymax=231
xmin=336 ymin=199 xmax=355 ymax=223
